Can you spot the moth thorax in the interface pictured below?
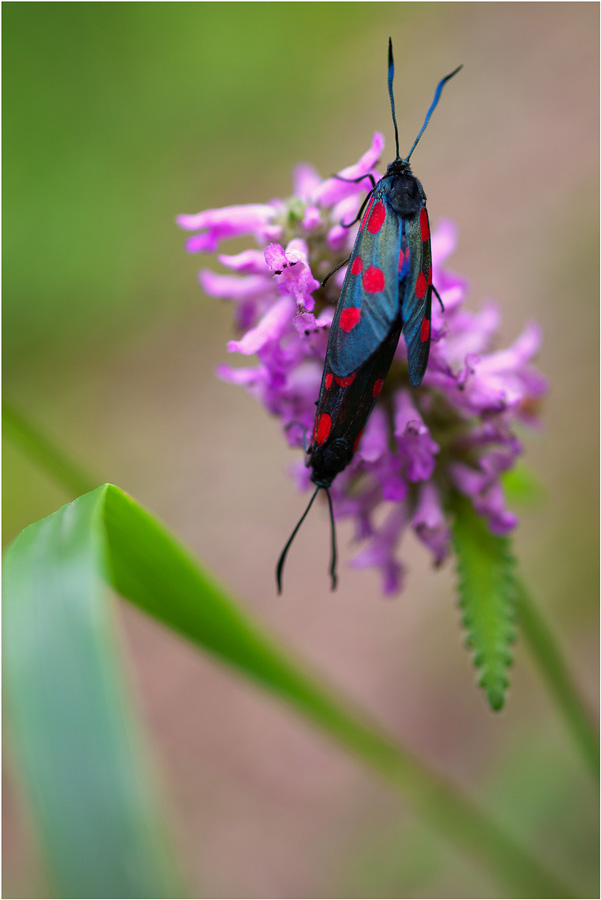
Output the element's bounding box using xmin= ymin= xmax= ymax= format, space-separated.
xmin=389 ymin=172 xmax=423 ymax=217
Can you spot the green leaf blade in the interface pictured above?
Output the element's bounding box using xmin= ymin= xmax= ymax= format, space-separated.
xmin=3 ymin=487 xmax=185 ymax=899
xmin=452 ymin=495 xmax=517 ymax=712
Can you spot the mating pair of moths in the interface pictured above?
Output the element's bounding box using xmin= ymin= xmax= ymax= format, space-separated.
xmin=277 ymin=39 xmax=461 ymax=592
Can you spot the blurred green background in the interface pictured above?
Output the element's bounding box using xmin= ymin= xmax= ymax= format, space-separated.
xmin=3 ymin=3 xmax=598 ymax=897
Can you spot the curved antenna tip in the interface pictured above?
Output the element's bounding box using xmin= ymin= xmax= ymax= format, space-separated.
xmin=404 ymin=61 xmax=463 ymax=163
xmin=387 ymin=37 xmax=400 ymax=160
xmin=276 ymin=486 xmax=320 ymax=594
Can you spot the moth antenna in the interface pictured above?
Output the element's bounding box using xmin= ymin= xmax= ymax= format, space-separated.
xmin=276 ymin=486 xmax=320 ymax=594
xmin=324 ymin=487 xmax=338 ymax=591
xmin=404 ymin=64 xmax=463 ymax=163
xmin=387 ymin=37 xmax=400 ymax=161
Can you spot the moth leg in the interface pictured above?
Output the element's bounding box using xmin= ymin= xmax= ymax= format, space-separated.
xmin=432 ymin=284 xmax=444 ymax=312
xmin=331 ymin=173 xmax=378 ymax=226
xmin=332 ymin=172 xmax=377 ymax=191
xmin=321 ymin=256 xmax=350 ymax=288
xmin=341 ymin=189 xmax=375 ymax=228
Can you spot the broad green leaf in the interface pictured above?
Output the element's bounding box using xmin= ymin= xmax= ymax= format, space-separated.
xmin=452 ymin=495 xmax=517 ymax=712
xmin=4 ymin=485 xmax=574 ymax=899
xmin=3 ymin=487 xmax=185 ymax=899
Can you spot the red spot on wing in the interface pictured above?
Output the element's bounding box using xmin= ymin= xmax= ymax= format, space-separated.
xmin=334 ymin=373 xmax=356 ymax=387
xmin=350 ymin=256 xmax=363 ymax=275
xmin=420 ymin=317 xmax=430 ymax=342
xmin=372 ymin=378 xmax=385 ymax=398
xmin=398 ymin=248 xmax=405 ymax=272
xmin=363 ymin=265 xmax=385 ymax=293
xmin=324 ymin=373 xmax=333 ymax=389
xmin=419 ymin=207 xmax=430 ymax=242
xmin=428 ymin=266 xmax=432 ymax=286
xmin=367 ymin=201 xmax=386 ymax=234
xmin=353 ymin=428 xmax=364 ymax=453
xmin=360 ymin=196 xmax=375 ymax=232
xmin=415 ymin=271 xmax=428 ymax=300
xmin=316 ymin=413 xmax=332 ymax=445
xmin=340 ymin=307 xmax=361 ymax=332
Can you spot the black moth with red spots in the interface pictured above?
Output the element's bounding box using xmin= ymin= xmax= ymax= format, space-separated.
xmin=277 ymin=39 xmax=461 ymax=593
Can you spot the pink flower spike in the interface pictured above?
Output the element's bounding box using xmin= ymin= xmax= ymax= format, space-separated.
xmin=180 ymin=135 xmax=545 ymax=595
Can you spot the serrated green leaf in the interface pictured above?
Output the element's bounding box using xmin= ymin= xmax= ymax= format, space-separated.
xmin=451 ymin=495 xmax=518 ymax=712
xmin=4 ymin=484 xmax=574 ymax=899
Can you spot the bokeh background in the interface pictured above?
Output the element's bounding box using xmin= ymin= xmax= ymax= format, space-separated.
xmin=3 ymin=3 xmax=599 ymax=897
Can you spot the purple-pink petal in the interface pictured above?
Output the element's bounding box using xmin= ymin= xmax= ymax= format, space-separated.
xmin=178 ymin=204 xmax=277 ymax=254
xmin=228 ymin=296 xmax=294 ymax=355
xmin=216 ymin=363 xmax=264 ymax=387
xmin=293 ymin=163 xmax=322 ymax=201
xmin=356 ymin=407 xmax=388 ymax=464
xmin=302 ymin=206 xmax=322 ymax=231
xmin=350 ymin=505 xmax=407 ymax=596
xmin=430 ymin=218 xmax=458 ymax=267
xmin=313 ymin=133 xmax=384 ymax=207
xmin=199 ymin=270 xmax=274 ymax=302
xmin=450 ymin=462 xmax=518 ymax=535
xmin=218 ymin=249 xmax=268 ymax=274
xmin=264 ymin=241 xmax=320 ymax=311
xmin=394 ymin=390 xmax=439 ymax=481
xmin=412 ymin=482 xmax=451 ymax=565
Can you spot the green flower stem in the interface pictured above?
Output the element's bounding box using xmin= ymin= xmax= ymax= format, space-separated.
xmin=515 ymin=579 xmax=599 ymax=781
xmin=3 ymin=400 xmax=98 ymax=497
